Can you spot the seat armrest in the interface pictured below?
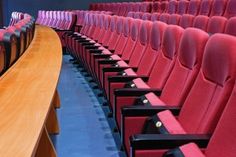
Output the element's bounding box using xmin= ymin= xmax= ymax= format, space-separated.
xmin=122 ymin=106 xmax=181 ymax=117
xmin=56 ymin=29 xmax=73 ymax=32
xmin=85 ymin=45 xmax=100 ymax=49
xmin=103 ymin=67 xmax=130 ymax=72
xmin=114 ymin=88 xmax=162 ymax=97
xmin=130 ymin=134 xmax=210 ymax=150
xmin=89 ymin=49 xmax=103 ymax=53
xmin=93 ymin=54 xmax=111 ymax=59
xmin=98 ymin=60 xmax=118 ymax=64
xmin=109 ymin=49 xmax=115 ymax=53
xmin=108 ymin=75 xmax=149 ymax=82
xmin=81 ymin=42 xmax=95 ymax=46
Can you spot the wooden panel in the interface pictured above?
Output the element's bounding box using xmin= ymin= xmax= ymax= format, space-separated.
xmin=0 ymin=25 xmax=62 ymax=157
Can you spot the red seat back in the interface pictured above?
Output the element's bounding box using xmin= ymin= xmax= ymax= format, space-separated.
xmin=160 ymin=28 xmax=209 ymax=106
xmin=179 ymin=14 xmax=194 ymax=29
xmin=199 ymin=0 xmax=213 ymax=16
xmin=187 ymin=0 xmax=200 ymax=16
xmin=193 ymin=15 xmax=209 ymax=31
xmin=225 ymin=17 xmax=236 ymax=36
xmin=147 ymin=25 xmax=183 ymax=90
xmin=177 ymin=0 xmax=189 ymax=15
xmin=207 ymin=16 xmax=227 ymax=34
xmin=178 ymin=34 xmax=236 ymax=134
xmin=224 ymin=0 xmax=236 ymax=18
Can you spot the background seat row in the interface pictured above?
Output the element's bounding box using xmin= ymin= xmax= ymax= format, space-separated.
xmin=89 ymin=0 xmax=236 ymax=18
xmin=0 ymin=12 xmax=35 ymax=75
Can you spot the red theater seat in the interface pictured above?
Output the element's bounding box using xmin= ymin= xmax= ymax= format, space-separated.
xmin=121 ymin=28 xmax=208 ymax=156
xmin=159 ymin=13 xmax=170 ymax=24
xmin=160 ymin=1 xmax=168 ymax=13
xmin=128 ymin=33 xmax=236 ymax=157
xmin=152 ymin=2 xmax=161 ymax=13
xmin=199 ymin=0 xmax=213 ymax=16
xmin=168 ymin=14 xmax=181 ymax=25
xmin=164 ymin=80 xmax=236 ymax=157
xmin=166 ymin=0 xmax=178 ymax=14
xmin=225 ymin=17 xmax=236 ymax=36
xmin=113 ymin=24 xmax=180 ymax=129
xmin=151 ymin=13 xmax=160 ymax=21
xmin=210 ymin=0 xmax=227 ymax=17
xmin=207 ymin=16 xmax=227 ymax=34
xmin=179 ymin=14 xmax=194 ymax=29
xmin=224 ymin=0 xmax=236 ymax=18
xmin=176 ymin=0 xmax=189 ymax=15
xmin=142 ymin=13 xmax=152 ymax=21
xmin=193 ymin=15 xmax=209 ymax=32
xmin=187 ymin=0 xmax=200 ymax=16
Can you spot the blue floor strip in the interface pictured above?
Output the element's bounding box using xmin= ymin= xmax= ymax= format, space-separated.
xmin=53 ymin=55 xmax=126 ymax=157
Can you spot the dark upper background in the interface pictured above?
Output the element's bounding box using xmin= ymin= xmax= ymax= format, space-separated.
xmin=2 ymin=0 xmax=139 ymax=26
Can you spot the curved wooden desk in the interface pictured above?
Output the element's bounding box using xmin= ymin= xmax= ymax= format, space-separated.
xmin=0 ymin=25 xmax=62 ymax=157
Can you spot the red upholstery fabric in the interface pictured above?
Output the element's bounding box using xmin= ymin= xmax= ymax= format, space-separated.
xmin=152 ymin=2 xmax=160 ymax=13
xmin=179 ymin=143 xmax=205 ymax=157
xmin=160 ymin=28 xmax=209 ymax=107
xmin=205 ymin=82 xmax=236 ymax=157
xmin=207 ymin=16 xmax=227 ymax=34
xmin=178 ymin=34 xmax=236 ymax=134
xmin=142 ymin=13 xmax=152 ymax=21
xmin=157 ymin=110 xmax=186 ymax=134
xmin=176 ymin=0 xmax=189 ymax=15
xmin=210 ymin=0 xmax=227 ymax=17
xmin=177 ymin=81 xmax=236 ymax=157
xmin=167 ymin=0 xmax=178 ymax=14
xmin=193 ymin=15 xmax=209 ymax=31
xmin=168 ymin=14 xmax=181 ymax=25
xmin=225 ymin=17 xmax=236 ymax=36
xmin=187 ymin=0 xmax=200 ymax=16
xmin=179 ymin=14 xmax=194 ymax=29
xmin=145 ymin=25 xmax=184 ymax=90
xmin=145 ymin=92 xmax=166 ymax=106
xmin=199 ymin=0 xmax=213 ymax=16
xmin=223 ymin=0 xmax=236 ymax=18
xmin=151 ymin=13 xmax=160 ymax=21
xmin=159 ymin=13 xmax=170 ymax=24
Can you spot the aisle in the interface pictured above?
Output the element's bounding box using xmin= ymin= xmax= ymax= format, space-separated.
xmin=54 ymin=55 xmax=126 ymax=157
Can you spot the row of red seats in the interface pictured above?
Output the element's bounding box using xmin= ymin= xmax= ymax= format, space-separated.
xmin=151 ymin=0 xmax=236 ymax=18
xmin=127 ymin=12 xmax=235 ymax=35
xmin=64 ymin=12 xmax=236 ymax=157
xmin=89 ymin=0 xmax=236 ymax=19
xmin=36 ymin=10 xmax=76 ymax=30
xmin=35 ymin=10 xmax=115 ymax=49
xmin=89 ymin=2 xmax=152 ymax=16
xmin=0 ymin=12 xmax=35 ymax=75
xmin=9 ymin=12 xmax=24 ymax=26
xmin=73 ymin=10 xmax=113 ymax=32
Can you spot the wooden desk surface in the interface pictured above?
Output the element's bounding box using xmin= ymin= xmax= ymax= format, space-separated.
xmin=0 ymin=25 xmax=62 ymax=157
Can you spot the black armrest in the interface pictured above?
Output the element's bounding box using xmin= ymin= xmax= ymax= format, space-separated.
xmin=56 ymin=29 xmax=73 ymax=32
xmin=90 ymin=49 xmax=103 ymax=53
xmin=108 ymin=75 xmax=149 ymax=82
xmin=93 ymin=54 xmax=111 ymax=59
xmin=122 ymin=106 xmax=181 ymax=116
xmin=114 ymin=88 xmax=162 ymax=97
xmin=85 ymin=45 xmax=100 ymax=49
xmin=132 ymin=67 xmax=138 ymax=72
xmin=109 ymin=49 xmax=115 ymax=53
xmin=130 ymin=134 xmax=210 ymax=150
xmin=103 ymin=67 xmax=129 ymax=72
xmin=98 ymin=60 xmax=118 ymax=64
xmin=76 ymin=39 xmax=91 ymax=42
xmin=82 ymin=42 xmax=95 ymax=46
